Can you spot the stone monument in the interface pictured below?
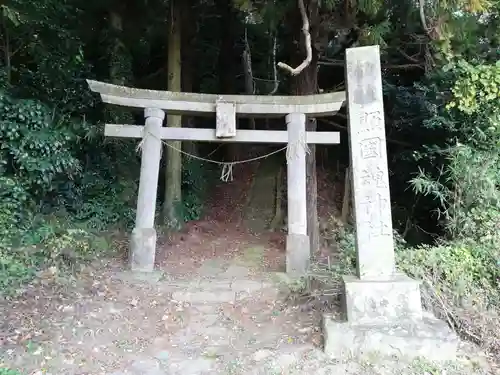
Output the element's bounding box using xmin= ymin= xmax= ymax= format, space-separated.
xmin=323 ymin=45 xmax=459 ymax=361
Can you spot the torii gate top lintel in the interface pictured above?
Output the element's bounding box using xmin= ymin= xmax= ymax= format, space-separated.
xmin=86 ymin=79 xmax=346 ymax=117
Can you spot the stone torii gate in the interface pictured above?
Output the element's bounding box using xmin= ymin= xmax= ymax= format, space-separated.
xmin=87 ymin=80 xmax=345 ymax=275
xmin=89 ymin=45 xmax=456 ymax=360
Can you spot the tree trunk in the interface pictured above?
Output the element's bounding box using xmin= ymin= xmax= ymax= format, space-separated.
xmin=107 ymin=9 xmax=133 ymax=124
xmin=288 ymin=0 xmax=320 ymax=257
xmin=181 ymin=0 xmax=197 ymax=156
xmin=1 ymin=11 xmax=11 ymax=84
xmin=163 ymin=0 xmax=183 ymax=230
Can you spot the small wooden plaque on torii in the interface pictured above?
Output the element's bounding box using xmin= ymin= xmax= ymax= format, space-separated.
xmin=215 ymin=99 xmax=236 ymax=138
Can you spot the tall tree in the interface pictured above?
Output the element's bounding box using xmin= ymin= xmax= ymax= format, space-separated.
xmin=181 ymin=0 xmax=197 ymax=156
xmin=163 ymin=0 xmax=183 ymax=229
xmin=107 ymin=4 xmax=133 ymax=124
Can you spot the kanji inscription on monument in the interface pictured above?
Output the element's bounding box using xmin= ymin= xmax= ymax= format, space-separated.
xmin=346 ymin=45 xmax=395 ymax=280
xmin=359 ymin=137 xmax=382 ymax=159
xmin=351 ymin=61 xmax=379 ymax=105
xmin=358 ymin=110 xmax=384 ymax=134
xmin=360 ymin=163 xmax=387 ymax=188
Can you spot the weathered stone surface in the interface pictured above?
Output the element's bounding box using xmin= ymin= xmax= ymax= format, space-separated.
xmin=171 ymin=290 xmax=236 ymax=304
xmin=223 ymin=265 xmax=250 ymax=278
xmin=135 ymin=110 xmax=164 ymax=228
xmin=231 ymin=279 xmax=264 ymax=293
xmin=286 ymin=233 xmax=310 ymax=276
xmin=285 ymin=112 xmax=310 ymax=276
xmin=196 ymin=259 xmax=227 ymax=277
xmin=114 ymin=270 xmax=165 ymax=284
xmin=190 ymin=279 xmax=232 ymax=290
xmin=323 ymin=312 xmax=459 ymax=361
xmin=129 ymin=358 xmax=166 ymax=375
xmin=342 ymin=274 xmax=423 ymax=325
xmin=319 ymin=45 xmax=457 ymax=366
xmin=154 ymin=350 xmax=170 ymax=362
xmin=345 ymin=45 xmax=395 ymax=280
xmin=169 ymin=357 xmax=215 ymax=374
xmin=253 ymin=349 xmax=273 ymax=362
xmin=124 ymin=108 xmax=164 ymax=273
xmin=130 ymin=228 xmax=157 ymax=272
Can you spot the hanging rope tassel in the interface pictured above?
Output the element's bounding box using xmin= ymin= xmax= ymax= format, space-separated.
xmin=135 ymin=126 xmax=163 ymax=157
xmin=220 ymin=162 xmax=234 ymax=182
xmin=135 ymin=127 xmax=148 ymax=152
xmin=286 ymin=133 xmax=310 ymax=164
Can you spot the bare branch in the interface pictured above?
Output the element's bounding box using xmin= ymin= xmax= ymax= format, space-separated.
xmin=418 ymin=0 xmax=435 ymax=40
xmin=396 ymin=47 xmax=422 ymax=63
xmin=242 ymin=27 xmax=255 ymax=95
xmin=268 ymin=34 xmax=279 ymax=95
xmin=277 ymin=0 xmax=312 ymax=76
xmin=419 ymin=0 xmax=429 ymax=31
xmin=242 ymin=27 xmax=256 ymax=129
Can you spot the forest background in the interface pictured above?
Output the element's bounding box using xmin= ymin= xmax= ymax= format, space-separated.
xmin=0 ymin=0 xmax=499 ymax=356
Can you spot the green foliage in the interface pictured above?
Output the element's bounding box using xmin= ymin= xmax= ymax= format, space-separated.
xmin=0 ymin=92 xmax=80 ymax=197
xmin=69 ymin=171 xmax=137 ymax=231
xmin=181 ymin=158 xmax=215 ymax=222
xmin=397 ymin=238 xmax=500 ymax=353
xmin=407 ymin=57 xmax=500 ymax=239
xmin=397 ymin=240 xmax=499 ymax=304
xmin=0 ymin=214 xmax=110 ymax=295
xmin=0 ymin=247 xmax=34 ymax=293
xmin=411 ymin=144 xmax=500 ymax=239
xmin=0 ymin=86 xmax=131 ymax=292
xmin=0 ymin=368 xmax=21 ymax=375
xmin=446 ymin=60 xmax=500 ymax=142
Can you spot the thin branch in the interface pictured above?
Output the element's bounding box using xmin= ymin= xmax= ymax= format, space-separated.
xmin=396 ymin=47 xmax=422 ymax=63
xmin=277 ymin=0 xmax=312 ymax=76
xmin=242 ymin=27 xmax=255 ymax=94
xmin=268 ymin=33 xmax=279 ymax=95
xmin=419 ymin=0 xmax=434 ymax=40
xmin=242 ymin=27 xmax=256 ymax=129
xmin=419 ymin=0 xmax=429 ymax=31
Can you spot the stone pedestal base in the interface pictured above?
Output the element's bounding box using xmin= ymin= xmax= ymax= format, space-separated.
xmin=286 ymin=233 xmax=310 ymax=276
xmin=342 ymin=274 xmax=423 ymax=325
xmin=323 ymin=312 xmax=459 ymax=361
xmin=323 ymin=273 xmax=459 ymax=361
xmin=130 ymin=227 xmax=157 ymax=272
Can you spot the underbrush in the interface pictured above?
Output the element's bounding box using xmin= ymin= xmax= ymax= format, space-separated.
xmin=309 ymin=222 xmax=500 ymax=356
xmin=0 ymin=212 xmax=112 ymax=296
xmin=0 ymin=369 xmax=21 ymax=375
xmin=0 ymin=89 xmax=212 ymax=296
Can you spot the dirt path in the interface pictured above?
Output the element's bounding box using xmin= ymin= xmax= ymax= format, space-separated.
xmin=242 ymin=153 xmax=283 ymax=234
xmin=0 ymin=158 xmax=496 ymax=374
xmin=1 ymin=248 xmax=494 ymax=375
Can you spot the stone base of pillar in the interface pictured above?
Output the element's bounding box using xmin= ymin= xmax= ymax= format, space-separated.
xmin=286 ymin=233 xmax=310 ymax=276
xmin=323 ymin=311 xmax=459 ymax=361
xmin=342 ymin=274 xmax=423 ymax=324
xmin=323 ymin=273 xmax=459 ymax=361
xmin=130 ymin=227 xmax=157 ymax=272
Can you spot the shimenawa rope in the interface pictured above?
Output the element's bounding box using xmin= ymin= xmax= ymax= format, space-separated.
xmin=136 ymin=126 xmax=309 ymax=182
